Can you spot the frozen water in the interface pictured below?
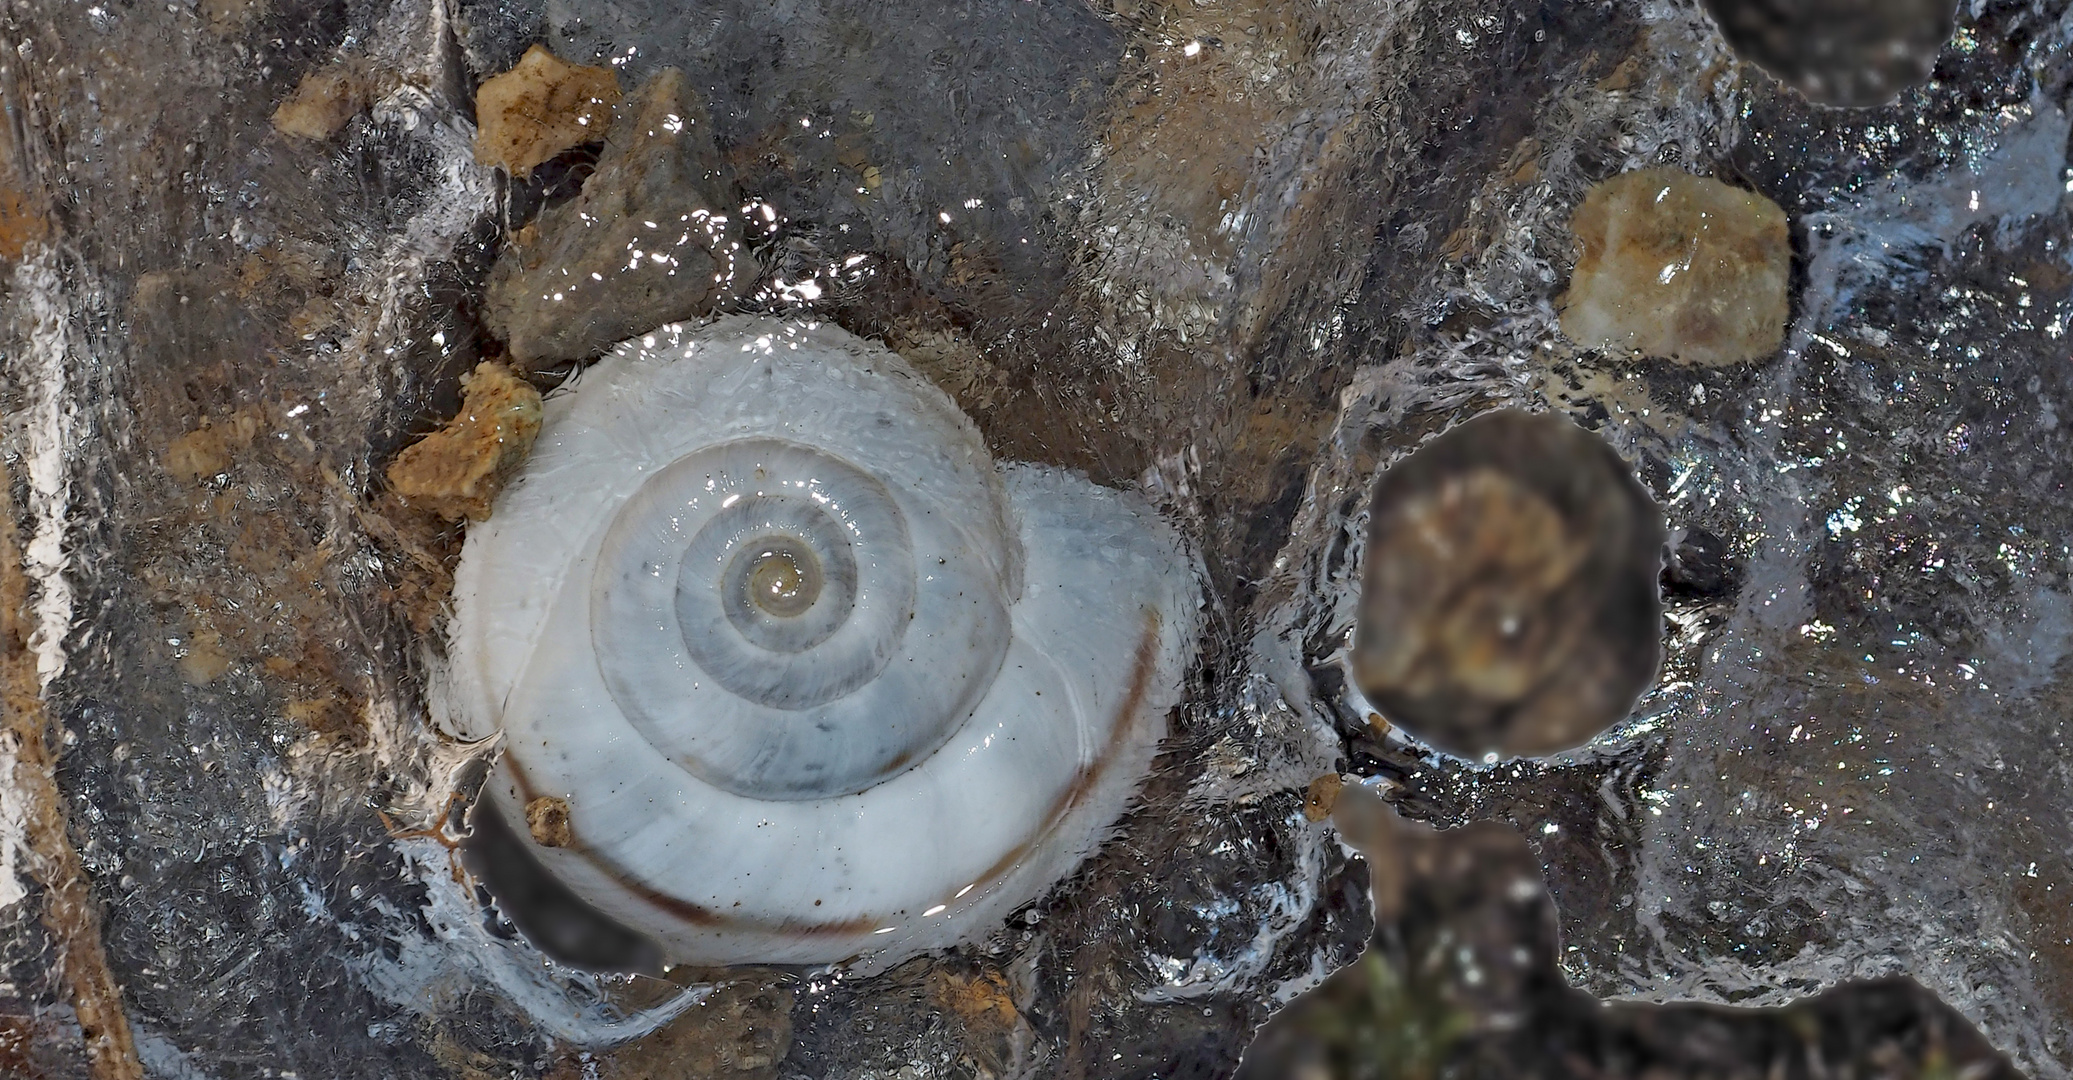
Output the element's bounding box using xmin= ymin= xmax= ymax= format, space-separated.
xmin=1 ymin=0 xmax=2071 ymax=1075
xmin=1260 ymin=3 xmax=2073 ymax=1075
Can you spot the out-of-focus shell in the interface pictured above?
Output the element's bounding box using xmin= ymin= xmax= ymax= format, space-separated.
xmin=1351 ymin=410 xmax=1664 ymax=758
xmin=1703 ymin=0 xmax=1954 ymax=108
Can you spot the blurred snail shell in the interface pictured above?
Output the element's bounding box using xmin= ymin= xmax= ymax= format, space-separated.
xmin=445 ymin=316 xmax=1201 ymax=970
xmin=1351 ymin=410 xmax=1663 ymax=759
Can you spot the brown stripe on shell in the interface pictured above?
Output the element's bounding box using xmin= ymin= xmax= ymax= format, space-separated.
xmin=493 ymin=607 xmax=1168 ymax=941
xmin=959 ymin=607 xmax=1164 ymax=892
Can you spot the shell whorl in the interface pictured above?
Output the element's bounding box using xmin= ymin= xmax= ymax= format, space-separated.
xmin=448 ymin=316 xmax=1200 ymax=971
xmin=591 ymin=435 xmax=1012 ymax=799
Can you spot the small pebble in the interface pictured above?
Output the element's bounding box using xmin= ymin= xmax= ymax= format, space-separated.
xmin=1560 ymin=168 xmax=1790 ymax=368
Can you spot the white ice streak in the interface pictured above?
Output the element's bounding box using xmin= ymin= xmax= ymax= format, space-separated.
xmin=0 ymin=738 xmax=26 ymax=911
xmin=1141 ymin=674 xmax=1343 ymax=1004
xmin=358 ymin=837 xmax=712 ymax=1048
xmin=14 ymin=252 xmax=77 ymax=688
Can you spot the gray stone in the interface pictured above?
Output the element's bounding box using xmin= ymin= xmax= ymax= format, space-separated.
xmin=483 ymin=68 xmax=751 ymax=367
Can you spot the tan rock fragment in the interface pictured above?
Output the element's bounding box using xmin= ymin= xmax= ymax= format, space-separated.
xmin=0 ymin=186 xmax=45 ymax=263
xmin=557 ymin=973 xmax=793 ymax=1080
xmin=1303 ymin=773 xmax=1344 ymax=822
xmin=1559 ymin=167 xmax=1791 ymax=367
xmin=201 ymin=0 xmax=264 ymax=35
xmin=177 ymin=624 xmax=232 ymax=685
xmin=523 ymin=796 xmax=572 ymax=848
xmin=929 ymin=967 xmax=1021 ymax=1032
xmin=272 ymin=61 xmax=380 ymax=141
xmin=472 ymin=44 xmax=621 ymax=178
xmin=283 ymin=692 xmax=356 ymax=734
xmin=482 ymin=68 xmax=746 ymax=366
xmin=164 ymin=413 xmax=260 ymax=483
xmin=385 ymin=362 xmax=542 ymax=521
xmin=0 ymin=105 xmax=46 ymax=262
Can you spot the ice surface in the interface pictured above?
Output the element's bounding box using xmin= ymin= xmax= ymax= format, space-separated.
xmin=1 ymin=0 xmax=2070 ymax=1075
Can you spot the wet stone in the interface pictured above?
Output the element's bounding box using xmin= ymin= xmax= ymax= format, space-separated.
xmin=163 ymin=413 xmax=260 ymax=484
xmin=926 ymin=964 xmax=1034 ymax=1076
xmin=522 ymin=795 xmax=571 ymax=849
xmin=556 ymin=972 xmax=794 ymax=1080
xmin=1664 ymin=525 xmax=1737 ymax=599
xmin=1238 ymin=784 xmax=2028 ymax=1080
xmin=384 ymin=362 xmax=542 ymax=522
xmin=472 ymin=43 xmax=622 ymax=178
xmin=481 ymin=68 xmax=750 ymax=368
xmin=1303 ymin=773 xmax=1344 ymax=822
xmin=0 ymin=114 xmax=45 ymax=262
xmin=1559 ymin=168 xmax=1790 ymax=368
xmin=271 ymin=60 xmax=383 ymax=141
xmin=1351 ymin=410 xmax=1664 ymax=759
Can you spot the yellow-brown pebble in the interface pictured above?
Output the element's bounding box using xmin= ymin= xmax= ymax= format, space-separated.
xmin=164 ymin=413 xmax=260 ymax=483
xmin=524 ymin=795 xmax=572 ymax=848
xmin=1303 ymin=773 xmax=1344 ymax=822
xmin=272 ymin=61 xmax=378 ymax=141
xmin=0 ymin=87 xmax=45 ymax=262
xmin=1559 ymin=167 xmax=1790 ymax=367
xmin=928 ymin=967 xmax=1022 ymax=1031
xmin=0 ymin=187 xmax=46 ymax=262
xmin=385 ymin=362 xmax=542 ymax=522
xmin=551 ymin=972 xmax=793 ymax=1080
xmin=472 ymin=44 xmax=622 ymax=178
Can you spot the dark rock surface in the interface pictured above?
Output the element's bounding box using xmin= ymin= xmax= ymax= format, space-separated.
xmin=482 ymin=67 xmax=751 ymax=367
xmin=1240 ymin=787 xmax=2025 ymax=1080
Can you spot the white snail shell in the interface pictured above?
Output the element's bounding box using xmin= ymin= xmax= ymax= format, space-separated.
xmin=446 ymin=316 xmax=1201 ymax=970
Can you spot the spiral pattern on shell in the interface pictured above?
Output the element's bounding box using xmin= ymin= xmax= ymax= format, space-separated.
xmin=445 ymin=316 xmax=1201 ymax=970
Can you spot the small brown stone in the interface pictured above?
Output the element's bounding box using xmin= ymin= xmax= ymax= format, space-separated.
xmin=164 ymin=413 xmax=260 ymax=483
xmin=272 ymin=61 xmax=379 ymax=141
xmin=926 ymin=964 xmax=1033 ymax=1074
xmin=929 ymin=967 xmax=1021 ymax=1031
xmin=524 ymin=795 xmax=572 ymax=848
xmin=472 ymin=44 xmax=621 ymax=178
xmin=0 ymin=188 xmax=46 ymax=262
xmin=384 ymin=363 xmax=543 ymax=522
xmin=1559 ymin=167 xmax=1790 ymax=368
xmin=482 ymin=67 xmax=747 ymax=366
xmin=569 ymin=972 xmax=793 ymax=1080
xmin=0 ymin=115 xmax=48 ymax=263
xmin=177 ymin=625 xmax=232 ymax=685
xmin=201 ymin=0 xmax=264 ymax=34
xmin=1303 ymin=773 xmax=1344 ymax=822
xmin=283 ymin=692 xmax=356 ymax=734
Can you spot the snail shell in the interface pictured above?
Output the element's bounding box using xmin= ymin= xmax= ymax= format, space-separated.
xmin=1351 ymin=409 xmax=1663 ymax=759
xmin=446 ymin=316 xmax=1200 ymax=970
